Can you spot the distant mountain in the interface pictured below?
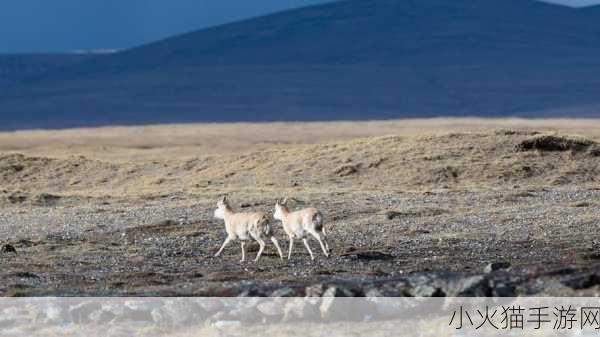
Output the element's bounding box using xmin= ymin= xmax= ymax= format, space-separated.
xmin=1 ymin=0 xmax=599 ymax=130
xmin=0 ymin=54 xmax=94 ymax=87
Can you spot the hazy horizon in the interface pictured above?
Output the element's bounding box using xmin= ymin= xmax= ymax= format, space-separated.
xmin=1 ymin=0 xmax=599 ymax=54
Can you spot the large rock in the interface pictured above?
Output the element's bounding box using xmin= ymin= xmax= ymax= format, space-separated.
xmin=283 ymin=298 xmax=320 ymax=322
xmin=69 ymin=302 xmax=103 ymax=324
xmin=404 ymin=274 xmax=447 ymax=297
xmin=270 ymin=287 xmax=300 ymax=297
xmin=484 ymin=262 xmax=511 ymax=273
xmin=305 ymin=284 xmax=327 ymax=297
xmin=1 ymin=244 xmax=16 ymax=254
xmin=404 ymin=272 xmax=492 ymax=297
xmin=196 ymin=298 xmax=225 ymax=314
xmin=256 ymin=299 xmax=284 ymax=317
xmin=322 ymin=285 xmax=355 ymax=298
xmin=320 ymin=285 xmax=370 ymax=321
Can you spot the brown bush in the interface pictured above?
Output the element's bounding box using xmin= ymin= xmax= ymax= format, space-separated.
xmin=517 ymin=134 xmax=595 ymax=152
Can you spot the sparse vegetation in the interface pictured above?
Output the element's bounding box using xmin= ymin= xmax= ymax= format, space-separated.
xmin=517 ymin=134 xmax=596 ymax=152
xmin=385 ymin=208 xmax=448 ymax=220
xmin=494 ymin=129 xmax=540 ymax=136
xmin=1 ymin=119 xmax=600 ymax=296
xmin=334 ymin=164 xmax=360 ymax=177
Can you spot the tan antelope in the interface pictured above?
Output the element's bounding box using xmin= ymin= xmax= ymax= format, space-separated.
xmin=273 ymin=198 xmax=330 ymax=260
xmin=213 ymin=196 xmax=283 ymax=262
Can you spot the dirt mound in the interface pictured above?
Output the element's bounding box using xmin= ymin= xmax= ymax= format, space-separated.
xmin=1 ymin=190 xmax=28 ymax=204
xmin=0 ymin=153 xmax=127 ymax=196
xmin=0 ymin=154 xmax=51 ymax=176
xmin=0 ymin=190 xmax=62 ymax=206
xmin=334 ymin=164 xmax=361 ymax=177
xmin=517 ymin=134 xmax=595 ymax=152
xmin=33 ymin=193 xmax=62 ymax=206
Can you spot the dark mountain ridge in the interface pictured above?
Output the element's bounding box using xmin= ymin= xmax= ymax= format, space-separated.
xmin=1 ymin=0 xmax=599 ymax=130
xmin=31 ymin=0 xmax=600 ymax=73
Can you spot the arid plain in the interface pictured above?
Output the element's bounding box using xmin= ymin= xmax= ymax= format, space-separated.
xmin=1 ymin=118 xmax=600 ymax=296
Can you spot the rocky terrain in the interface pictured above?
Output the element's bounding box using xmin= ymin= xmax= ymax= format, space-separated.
xmin=1 ymin=119 xmax=600 ymax=296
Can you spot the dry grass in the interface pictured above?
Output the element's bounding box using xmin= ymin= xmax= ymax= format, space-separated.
xmin=517 ymin=134 xmax=596 ymax=152
xmin=1 ymin=118 xmax=600 ymax=162
xmin=1 ymin=118 xmax=600 ymax=200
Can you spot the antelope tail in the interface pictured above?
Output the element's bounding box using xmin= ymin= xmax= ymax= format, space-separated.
xmin=313 ymin=212 xmax=324 ymax=232
xmin=260 ymin=215 xmax=273 ymax=236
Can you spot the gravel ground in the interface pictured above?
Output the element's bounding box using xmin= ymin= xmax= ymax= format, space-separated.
xmin=1 ymin=187 xmax=600 ymax=296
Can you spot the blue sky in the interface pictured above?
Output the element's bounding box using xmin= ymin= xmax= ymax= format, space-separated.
xmin=0 ymin=0 xmax=598 ymax=53
xmin=0 ymin=0 xmax=332 ymax=53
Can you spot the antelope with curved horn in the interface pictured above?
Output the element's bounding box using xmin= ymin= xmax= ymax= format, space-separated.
xmin=213 ymin=196 xmax=283 ymax=262
xmin=273 ymin=198 xmax=330 ymax=261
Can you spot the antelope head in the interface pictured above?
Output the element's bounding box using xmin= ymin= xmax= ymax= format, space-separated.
xmin=214 ymin=195 xmax=230 ymax=220
xmin=273 ymin=198 xmax=288 ymax=221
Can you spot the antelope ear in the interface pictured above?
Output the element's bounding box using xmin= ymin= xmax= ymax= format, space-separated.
xmin=282 ymin=198 xmax=288 ymax=205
